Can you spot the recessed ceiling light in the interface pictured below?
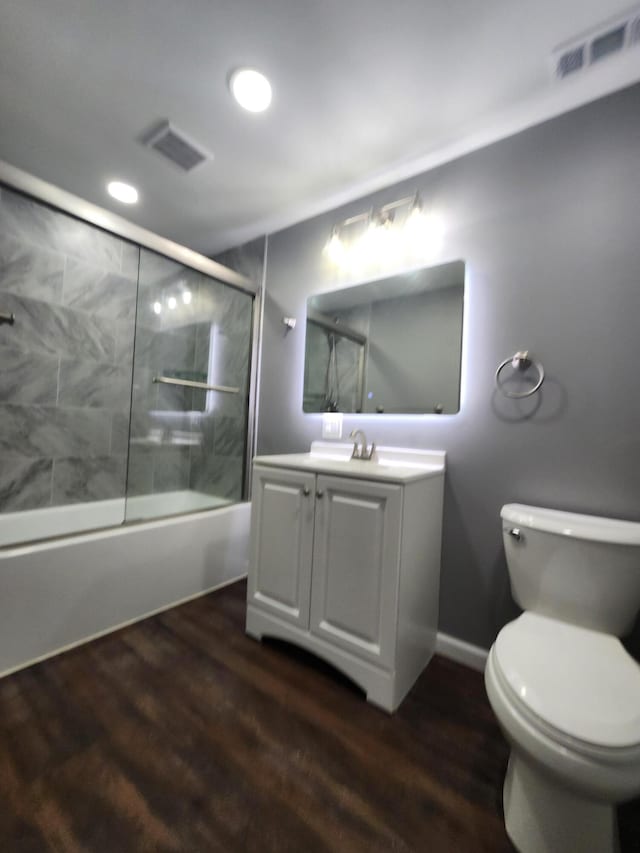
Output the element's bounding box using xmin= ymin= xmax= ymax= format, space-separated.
xmin=107 ymin=180 xmax=139 ymax=204
xmin=229 ymin=68 xmax=272 ymax=113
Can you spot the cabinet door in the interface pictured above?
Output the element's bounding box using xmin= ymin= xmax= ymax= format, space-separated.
xmin=248 ymin=466 xmax=316 ymax=629
xmin=310 ymin=474 xmax=402 ymax=668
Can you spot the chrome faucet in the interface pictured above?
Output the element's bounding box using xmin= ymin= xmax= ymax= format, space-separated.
xmin=350 ymin=429 xmax=376 ymax=461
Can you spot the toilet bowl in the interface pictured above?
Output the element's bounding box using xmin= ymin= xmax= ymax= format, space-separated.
xmin=485 ymin=504 xmax=640 ymax=853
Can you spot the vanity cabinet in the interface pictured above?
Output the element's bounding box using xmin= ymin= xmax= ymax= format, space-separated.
xmin=246 ymin=445 xmax=445 ymax=712
xmin=247 ymin=466 xmax=316 ymax=631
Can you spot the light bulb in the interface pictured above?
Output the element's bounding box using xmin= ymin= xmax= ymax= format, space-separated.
xmin=182 ymin=290 xmax=192 ymax=305
xmin=229 ymin=68 xmax=272 ymax=112
xmin=324 ymin=230 xmax=346 ymax=267
xmin=356 ymin=217 xmax=383 ymax=267
xmin=152 ymin=301 xmax=162 ymax=315
xmin=167 ymin=296 xmax=177 ymax=310
xmin=107 ymin=181 xmax=138 ymax=204
xmin=376 ymin=221 xmax=400 ymax=266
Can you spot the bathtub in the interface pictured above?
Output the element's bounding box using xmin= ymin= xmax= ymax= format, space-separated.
xmin=0 ymin=490 xmax=233 ymax=548
xmin=0 ymin=496 xmax=251 ymax=676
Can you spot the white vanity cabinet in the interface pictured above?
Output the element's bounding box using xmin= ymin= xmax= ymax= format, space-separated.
xmin=309 ymin=474 xmax=402 ymax=670
xmin=247 ymin=466 xmax=316 ymax=631
xmin=246 ymin=443 xmax=445 ymax=712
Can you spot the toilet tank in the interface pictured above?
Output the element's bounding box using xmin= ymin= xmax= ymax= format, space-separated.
xmin=501 ymin=504 xmax=640 ymax=636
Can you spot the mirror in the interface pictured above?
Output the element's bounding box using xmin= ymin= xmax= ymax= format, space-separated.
xmin=303 ymin=260 xmax=464 ymax=414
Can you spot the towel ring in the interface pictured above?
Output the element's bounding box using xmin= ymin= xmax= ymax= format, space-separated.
xmin=495 ymin=351 xmax=544 ymax=399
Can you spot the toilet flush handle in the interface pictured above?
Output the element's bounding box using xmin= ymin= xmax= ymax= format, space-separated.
xmin=508 ymin=528 xmax=523 ymax=542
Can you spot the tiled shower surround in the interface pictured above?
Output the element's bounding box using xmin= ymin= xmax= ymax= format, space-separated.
xmin=0 ymin=185 xmax=255 ymax=519
xmin=0 ymin=186 xmax=138 ymax=511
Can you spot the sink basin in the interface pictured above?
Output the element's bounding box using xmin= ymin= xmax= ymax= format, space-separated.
xmin=253 ymin=441 xmax=445 ymax=483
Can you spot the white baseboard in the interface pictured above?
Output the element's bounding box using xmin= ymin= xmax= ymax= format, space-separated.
xmin=436 ymin=631 xmax=489 ymax=672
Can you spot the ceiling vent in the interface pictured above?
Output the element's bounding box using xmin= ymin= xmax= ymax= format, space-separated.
xmin=140 ymin=120 xmax=212 ymax=172
xmin=553 ymin=6 xmax=640 ymax=80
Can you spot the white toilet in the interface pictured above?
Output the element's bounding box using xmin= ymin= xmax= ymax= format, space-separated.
xmin=485 ymin=503 xmax=640 ymax=853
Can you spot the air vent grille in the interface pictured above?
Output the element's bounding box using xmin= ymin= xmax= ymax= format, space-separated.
xmin=140 ymin=120 xmax=211 ymax=172
xmin=556 ymin=45 xmax=585 ymax=78
xmin=553 ymin=5 xmax=640 ymax=81
xmin=629 ymin=16 xmax=640 ymax=44
xmin=590 ymin=24 xmax=626 ymax=63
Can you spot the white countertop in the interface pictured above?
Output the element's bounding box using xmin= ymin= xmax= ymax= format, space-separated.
xmin=254 ymin=442 xmax=446 ymax=484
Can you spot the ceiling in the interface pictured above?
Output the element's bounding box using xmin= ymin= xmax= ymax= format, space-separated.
xmin=1 ymin=0 xmax=639 ymax=255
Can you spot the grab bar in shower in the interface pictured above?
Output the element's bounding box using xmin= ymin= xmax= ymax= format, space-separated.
xmin=152 ymin=375 xmax=240 ymax=394
xmin=0 ymin=311 xmax=15 ymax=326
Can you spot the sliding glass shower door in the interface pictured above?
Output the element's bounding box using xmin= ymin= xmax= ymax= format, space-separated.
xmin=125 ymin=249 xmax=253 ymax=522
xmin=0 ymin=185 xmax=139 ymax=546
xmin=0 ymin=183 xmax=255 ymax=547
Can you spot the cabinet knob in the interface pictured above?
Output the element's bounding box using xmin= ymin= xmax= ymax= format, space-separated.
xmin=302 ymin=487 xmax=310 ymax=497
xmin=316 ymin=490 xmax=324 ymax=499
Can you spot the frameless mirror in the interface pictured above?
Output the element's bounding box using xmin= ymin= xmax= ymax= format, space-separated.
xmin=303 ymin=260 xmax=464 ymax=414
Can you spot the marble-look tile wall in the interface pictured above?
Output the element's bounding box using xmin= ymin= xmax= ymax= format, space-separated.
xmin=0 ymin=186 xmax=138 ymax=512
xmin=127 ymin=245 xmax=257 ymax=510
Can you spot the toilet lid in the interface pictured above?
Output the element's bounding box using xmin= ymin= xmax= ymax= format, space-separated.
xmin=494 ymin=613 xmax=640 ymax=748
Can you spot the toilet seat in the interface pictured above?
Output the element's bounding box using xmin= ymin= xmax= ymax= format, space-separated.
xmin=493 ymin=612 xmax=640 ymax=752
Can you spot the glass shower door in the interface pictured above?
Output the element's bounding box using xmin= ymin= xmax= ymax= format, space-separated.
xmin=0 ymin=185 xmax=138 ymax=547
xmin=125 ymin=248 xmax=253 ymax=522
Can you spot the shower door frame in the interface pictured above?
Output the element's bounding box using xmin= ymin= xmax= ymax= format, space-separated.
xmin=0 ymin=159 xmax=262 ymax=503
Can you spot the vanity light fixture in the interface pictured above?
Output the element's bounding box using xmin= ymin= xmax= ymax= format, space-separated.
xmin=408 ymin=191 xmax=423 ymax=219
xmin=229 ymin=68 xmax=272 ymax=113
xmin=324 ymin=226 xmax=346 ymax=265
xmin=154 ymin=291 xmax=192 ymax=313
xmin=323 ymin=191 xmax=444 ymax=271
xmin=323 ymin=210 xmax=369 ymax=262
xmin=107 ymin=180 xmax=138 ymax=204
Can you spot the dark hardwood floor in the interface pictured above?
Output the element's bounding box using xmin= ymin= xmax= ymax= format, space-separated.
xmin=0 ymin=580 xmax=637 ymax=852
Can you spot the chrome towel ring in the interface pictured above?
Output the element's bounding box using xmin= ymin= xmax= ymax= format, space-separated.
xmin=495 ymin=351 xmax=544 ymax=399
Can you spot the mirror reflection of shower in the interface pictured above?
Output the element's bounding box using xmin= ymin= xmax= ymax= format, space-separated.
xmin=324 ymin=332 xmax=339 ymax=411
xmin=304 ymin=310 xmax=366 ymax=413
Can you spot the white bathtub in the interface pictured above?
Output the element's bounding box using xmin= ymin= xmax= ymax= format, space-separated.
xmin=0 ymin=490 xmax=232 ymax=549
xmin=0 ymin=498 xmax=250 ymax=677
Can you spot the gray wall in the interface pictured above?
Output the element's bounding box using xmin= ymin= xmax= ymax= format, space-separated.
xmin=256 ymin=84 xmax=640 ymax=653
xmin=0 ymin=186 xmax=138 ymax=510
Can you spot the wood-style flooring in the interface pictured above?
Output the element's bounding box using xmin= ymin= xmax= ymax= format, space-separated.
xmin=0 ymin=579 xmax=637 ymax=852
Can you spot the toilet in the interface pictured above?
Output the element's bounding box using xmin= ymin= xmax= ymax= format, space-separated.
xmin=485 ymin=503 xmax=640 ymax=853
